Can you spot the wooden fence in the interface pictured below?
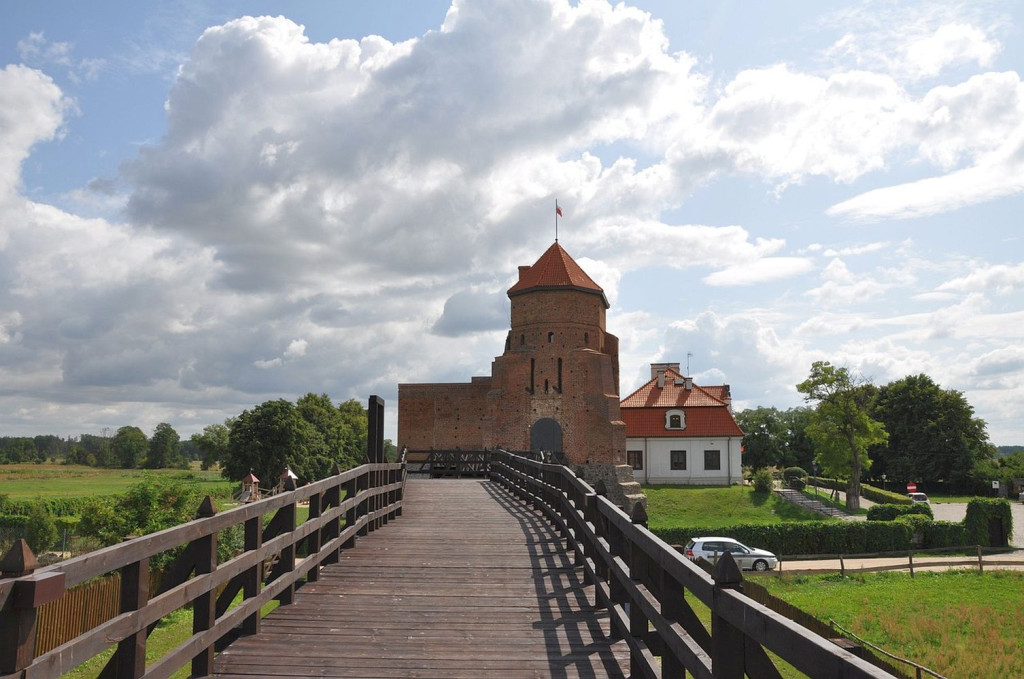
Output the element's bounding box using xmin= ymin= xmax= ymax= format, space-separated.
xmin=488 ymin=450 xmax=898 ymax=678
xmin=0 ymin=461 xmax=405 ymax=679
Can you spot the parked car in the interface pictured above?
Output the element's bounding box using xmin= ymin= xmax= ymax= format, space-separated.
xmin=683 ymin=537 xmax=778 ymax=572
xmin=908 ymin=492 xmax=930 ymax=505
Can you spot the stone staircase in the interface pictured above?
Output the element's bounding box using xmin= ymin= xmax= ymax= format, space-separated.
xmin=774 ymin=487 xmax=853 ymax=519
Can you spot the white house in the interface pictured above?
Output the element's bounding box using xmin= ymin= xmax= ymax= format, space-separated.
xmin=621 ymin=363 xmax=744 ymax=485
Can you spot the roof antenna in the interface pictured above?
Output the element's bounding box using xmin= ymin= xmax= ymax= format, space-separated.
xmin=686 ymin=351 xmax=693 ymax=376
xmin=555 ymin=199 xmax=562 ymax=242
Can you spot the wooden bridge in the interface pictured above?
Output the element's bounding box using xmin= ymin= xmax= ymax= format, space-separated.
xmin=1 ymin=450 xmax=898 ymax=678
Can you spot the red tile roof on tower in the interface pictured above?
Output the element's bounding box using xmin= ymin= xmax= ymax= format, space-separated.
xmin=620 ymin=366 xmax=743 ymax=438
xmin=508 ymin=242 xmax=609 ymax=307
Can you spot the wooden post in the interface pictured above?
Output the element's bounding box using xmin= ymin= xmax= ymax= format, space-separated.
xmin=307 ymin=490 xmax=323 ymax=582
xmin=368 ymin=396 xmax=385 ymax=531
xmin=276 ymin=479 xmax=297 ymax=605
xmin=344 ymin=476 xmax=358 ymax=548
xmin=908 ymin=550 xmax=915 ymax=578
xmin=977 ymin=545 xmax=984 ymax=574
xmin=242 ymin=513 xmax=263 ymax=636
xmin=192 ymin=496 xmax=218 ymax=677
xmin=711 ymin=552 xmax=745 ymax=679
xmin=628 ymin=505 xmax=650 ymax=676
xmin=116 ymin=553 xmax=150 ymax=678
xmin=322 ymin=465 xmax=342 ymax=566
xmin=0 ymin=540 xmax=64 ymax=676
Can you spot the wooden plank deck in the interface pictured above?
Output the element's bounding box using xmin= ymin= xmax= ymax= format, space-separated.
xmin=213 ymin=478 xmax=629 ymax=678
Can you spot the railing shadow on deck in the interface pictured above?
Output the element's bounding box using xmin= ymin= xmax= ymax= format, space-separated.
xmin=479 ymin=481 xmax=627 ymax=678
xmin=487 ymin=449 xmax=899 ymax=679
xmin=0 ymin=460 xmax=406 ymax=679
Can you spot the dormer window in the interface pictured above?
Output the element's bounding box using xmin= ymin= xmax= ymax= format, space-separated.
xmin=665 ymin=409 xmax=685 ymax=430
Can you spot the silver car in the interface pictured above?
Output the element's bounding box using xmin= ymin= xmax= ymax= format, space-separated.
xmin=684 ymin=536 xmax=778 ymax=572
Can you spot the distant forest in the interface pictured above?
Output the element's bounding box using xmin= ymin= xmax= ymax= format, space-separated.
xmin=998 ymin=445 xmax=1024 ymax=456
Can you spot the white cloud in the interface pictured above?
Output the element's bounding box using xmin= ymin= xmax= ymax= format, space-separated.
xmin=0 ymin=64 xmax=71 ymax=196
xmin=703 ymin=257 xmax=814 ymax=287
xmin=937 ymin=262 xmax=1024 ymax=295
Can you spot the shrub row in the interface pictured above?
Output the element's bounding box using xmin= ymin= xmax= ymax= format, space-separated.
xmin=0 ymin=496 xmax=94 ymax=517
xmin=653 ymin=515 xmax=975 ymax=556
xmin=867 ymin=503 xmax=933 ymax=521
xmin=860 ymin=483 xmax=912 ymax=505
xmin=654 ymin=521 xmax=913 ymax=556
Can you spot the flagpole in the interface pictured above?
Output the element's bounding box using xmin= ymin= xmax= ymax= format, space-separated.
xmin=555 ymin=199 xmax=559 ymax=242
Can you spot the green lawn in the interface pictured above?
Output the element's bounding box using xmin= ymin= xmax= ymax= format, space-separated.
xmin=761 ymin=570 xmax=1024 ymax=677
xmin=643 ymin=484 xmax=824 ymax=530
xmin=0 ymin=464 xmax=233 ymax=500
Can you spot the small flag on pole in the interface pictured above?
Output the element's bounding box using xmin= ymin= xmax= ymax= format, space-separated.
xmin=556 ymin=204 xmax=563 ymax=217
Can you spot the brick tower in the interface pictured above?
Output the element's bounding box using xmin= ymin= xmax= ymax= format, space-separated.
xmin=399 ymin=242 xmax=644 ymax=509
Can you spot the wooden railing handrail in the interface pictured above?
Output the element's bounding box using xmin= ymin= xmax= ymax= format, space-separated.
xmin=0 ymin=461 xmax=406 ymax=679
xmin=488 ymin=449 xmax=897 ymax=678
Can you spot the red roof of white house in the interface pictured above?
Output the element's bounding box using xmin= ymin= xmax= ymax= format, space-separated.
xmin=507 ymin=242 xmax=608 ymax=307
xmin=620 ymin=367 xmax=743 ymax=438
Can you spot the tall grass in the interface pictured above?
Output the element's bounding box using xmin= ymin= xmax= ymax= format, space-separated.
xmin=762 ymin=570 xmax=1024 ymax=676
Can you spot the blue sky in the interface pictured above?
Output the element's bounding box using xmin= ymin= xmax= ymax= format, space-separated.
xmin=1 ymin=0 xmax=1022 ymax=446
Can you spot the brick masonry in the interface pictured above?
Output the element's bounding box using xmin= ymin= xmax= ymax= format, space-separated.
xmin=399 ymin=243 xmax=644 ymax=509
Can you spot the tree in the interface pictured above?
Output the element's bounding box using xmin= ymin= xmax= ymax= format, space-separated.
xmin=112 ymin=426 xmax=148 ymax=469
xmin=735 ymin=406 xmax=815 ymax=471
xmin=77 ymin=478 xmax=203 ymax=554
xmin=191 ymin=423 xmax=230 ymax=470
xmin=871 ymin=374 xmax=993 ymax=492
xmin=147 ymin=423 xmax=181 ymax=469
xmin=24 ymin=502 xmax=58 ymax=554
xmin=797 ymin=361 xmax=888 ymax=511
xmin=223 ymin=399 xmax=329 ymax=483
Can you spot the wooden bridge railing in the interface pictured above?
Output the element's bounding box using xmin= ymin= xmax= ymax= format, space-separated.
xmin=0 ymin=461 xmax=405 ymax=679
xmin=488 ymin=450 xmax=897 ymax=678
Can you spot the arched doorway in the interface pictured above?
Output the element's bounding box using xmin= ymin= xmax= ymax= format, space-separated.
xmin=530 ymin=418 xmax=565 ymax=464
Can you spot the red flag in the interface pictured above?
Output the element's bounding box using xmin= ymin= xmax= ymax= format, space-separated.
xmin=556 ymin=205 xmax=563 ymax=217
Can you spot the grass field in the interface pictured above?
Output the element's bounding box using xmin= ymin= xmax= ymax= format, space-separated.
xmin=643 ymin=484 xmax=824 ymax=530
xmin=761 ymin=570 xmax=1024 ymax=677
xmin=0 ymin=463 xmax=233 ymax=500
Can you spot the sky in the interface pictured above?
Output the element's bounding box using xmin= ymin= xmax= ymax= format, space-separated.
xmin=1 ymin=0 xmax=1023 ymax=447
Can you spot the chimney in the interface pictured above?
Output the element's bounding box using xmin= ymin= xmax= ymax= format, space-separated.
xmin=650 ymin=362 xmax=681 ymax=380
xmin=723 ymin=384 xmax=732 ymax=411
xmin=656 ymin=369 xmax=665 ymax=389
xmin=684 ymin=377 xmax=693 ymax=391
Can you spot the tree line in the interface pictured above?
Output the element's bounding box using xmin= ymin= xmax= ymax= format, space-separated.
xmin=0 ymin=394 xmax=389 ymax=487
xmin=737 ymin=362 xmax=1016 ymax=509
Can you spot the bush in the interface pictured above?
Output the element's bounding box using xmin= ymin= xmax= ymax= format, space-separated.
xmin=752 ymin=468 xmax=774 ymax=494
xmin=964 ymin=498 xmax=1013 ymax=548
xmin=24 ymin=503 xmax=57 ymax=554
xmin=922 ymin=521 xmax=966 ymax=549
xmin=783 ymin=467 xmax=808 ymax=483
xmin=894 ymin=514 xmax=931 ymax=547
xmin=867 ymin=503 xmax=933 ymax=521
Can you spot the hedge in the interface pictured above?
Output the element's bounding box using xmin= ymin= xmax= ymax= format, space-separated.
xmin=866 ymin=503 xmax=933 ymax=521
xmin=860 ymin=483 xmax=912 ymax=505
xmin=964 ymin=498 xmax=1013 ymax=548
xmin=653 ymin=520 xmax=912 ymax=556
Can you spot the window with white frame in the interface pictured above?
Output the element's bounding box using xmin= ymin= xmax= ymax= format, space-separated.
xmin=665 ymin=409 xmax=686 ymax=430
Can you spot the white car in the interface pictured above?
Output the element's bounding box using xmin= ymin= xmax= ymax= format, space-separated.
xmin=683 ymin=536 xmax=778 ymax=572
xmin=908 ymin=492 xmax=930 ymax=505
